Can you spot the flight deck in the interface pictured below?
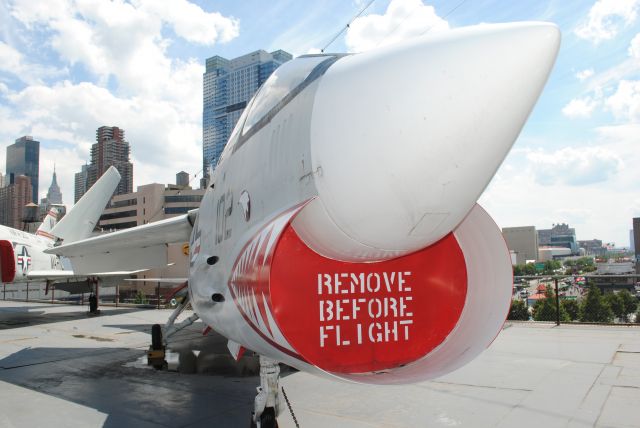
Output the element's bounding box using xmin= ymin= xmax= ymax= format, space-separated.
xmin=0 ymin=301 xmax=638 ymax=428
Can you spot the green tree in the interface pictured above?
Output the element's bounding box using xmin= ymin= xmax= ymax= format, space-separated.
xmin=543 ymin=260 xmax=562 ymax=275
xmin=533 ymin=286 xmax=569 ymax=322
xmin=580 ymin=285 xmax=613 ymax=323
xmin=524 ymin=263 xmax=536 ymax=276
xmin=134 ymin=290 xmax=148 ymax=305
xmin=561 ymin=299 xmax=580 ymax=321
xmin=576 ymin=257 xmax=594 ymax=268
xmin=513 ymin=264 xmax=523 ymax=276
xmin=508 ymin=300 xmax=529 ymax=321
xmin=604 ymin=293 xmax=624 ymax=320
xmin=617 ymin=290 xmax=638 ymax=322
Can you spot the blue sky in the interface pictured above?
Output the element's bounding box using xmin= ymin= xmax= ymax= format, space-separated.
xmin=0 ymin=0 xmax=639 ymax=246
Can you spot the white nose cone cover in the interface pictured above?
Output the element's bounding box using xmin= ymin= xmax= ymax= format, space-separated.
xmin=300 ymin=22 xmax=560 ymax=261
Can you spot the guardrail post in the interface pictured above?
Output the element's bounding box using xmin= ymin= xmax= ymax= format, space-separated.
xmin=554 ymin=277 xmax=560 ymax=326
xmin=156 ymin=283 xmax=160 ymax=309
xmin=26 ymin=283 xmax=29 ymax=302
xmin=116 ymin=285 xmax=119 ymax=308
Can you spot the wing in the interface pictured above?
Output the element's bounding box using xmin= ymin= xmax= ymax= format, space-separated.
xmin=27 ymin=269 xmax=149 ymax=279
xmin=45 ymin=211 xmax=196 ymax=275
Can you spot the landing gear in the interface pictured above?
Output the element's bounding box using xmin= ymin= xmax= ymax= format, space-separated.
xmin=147 ymin=292 xmax=199 ymax=370
xmin=147 ymin=324 xmax=167 ymax=370
xmin=251 ymin=356 xmax=282 ymax=428
xmin=88 ymin=294 xmax=99 ymax=314
xmin=87 ymin=278 xmax=101 ymax=316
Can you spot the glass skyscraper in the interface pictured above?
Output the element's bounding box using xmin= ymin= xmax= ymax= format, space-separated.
xmin=202 ymin=49 xmax=292 ymax=182
xmin=6 ymin=136 xmax=39 ymax=203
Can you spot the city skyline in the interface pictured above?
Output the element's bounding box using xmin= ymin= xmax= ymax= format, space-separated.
xmin=0 ymin=0 xmax=639 ymax=245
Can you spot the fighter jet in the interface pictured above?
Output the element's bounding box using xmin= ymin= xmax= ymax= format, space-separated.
xmin=46 ymin=22 xmax=561 ymax=427
xmin=0 ymin=167 xmax=120 ymax=283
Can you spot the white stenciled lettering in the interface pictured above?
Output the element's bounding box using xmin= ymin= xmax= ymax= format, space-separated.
xmin=318 ymin=270 xmax=415 ymax=348
xmin=366 ymin=273 xmax=381 ymax=293
xmin=402 ymin=296 xmax=413 ymax=317
xmin=384 ymin=321 xmax=398 ymax=342
xmin=399 ymin=271 xmax=412 ymax=292
xmin=400 ymin=320 xmax=413 ymax=340
xmin=382 ymin=272 xmax=395 ymax=292
xmin=350 ymin=273 xmax=365 ymax=294
xmin=368 ymin=298 xmax=382 ymax=318
xmin=320 ymin=325 xmax=333 ymax=347
xmin=318 ymin=273 xmax=332 ymax=295
xmin=368 ymin=322 xmax=382 ymax=342
xmin=320 ymin=300 xmax=333 ymax=322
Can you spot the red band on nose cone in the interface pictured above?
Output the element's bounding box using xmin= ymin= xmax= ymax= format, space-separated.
xmin=269 ymin=225 xmax=467 ymax=374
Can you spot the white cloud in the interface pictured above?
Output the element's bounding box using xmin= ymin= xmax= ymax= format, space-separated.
xmin=575 ymin=0 xmax=640 ymax=44
xmin=605 ymin=79 xmax=640 ymax=121
xmin=142 ymin=0 xmax=239 ymax=45
xmin=0 ymin=41 xmax=22 ymax=71
xmin=562 ymin=97 xmax=598 ymax=118
xmin=595 ymin=123 xmax=640 ymax=140
xmin=0 ymin=41 xmax=64 ymax=83
xmin=345 ymin=0 xmax=449 ymax=52
xmin=2 ymin=0 xmax=238 ymax=205
xmin=629 ymin=32 xmax=640 ymax=57
xmin=3 ymin=80 xmax=203 ymax=204
xmin=526 ymin=147 xmax=622 ymax=186
xmin=9 ymin=0 xmax=237 ymax=98
xmin=575 ymin=68 xmax=594 ymax=81
xmin=479 ymin=140 xmax=637 ymax=245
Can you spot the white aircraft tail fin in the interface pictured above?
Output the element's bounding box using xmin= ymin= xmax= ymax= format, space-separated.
xmin=35 ymin=206 xmax=61 ymax=240
xmin=51 ymin=166 xmax=121 ymax=244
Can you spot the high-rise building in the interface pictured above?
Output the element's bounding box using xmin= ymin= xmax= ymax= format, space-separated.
xmin=176 ymin=171 xmax=189 ymax=188
xmin=6 ymin=136 xmax=39 ymax=203
xmin=38 ymin=167 xmax=64 ymax=223
xmin=202 ymin=49 xmax=292 ymax=182
xmin=578 ymin=239 xmax=606 ymax=256
xmin=538 ymin=223 xmax=578 ymax=255
xmin=0 ymin=175 xmax=32 ymax=229
xmin=75 ymin=126 xmax=133 ymax=200
xmin=502 ymin=226 xmax=539 ymax=265
xmin=630 ymin=229 xmax=634 ymax=251
xmin=44 ymin=166 xmax=62 ymax=205
xmin=74 ymin=164 xmax=89 ymax=203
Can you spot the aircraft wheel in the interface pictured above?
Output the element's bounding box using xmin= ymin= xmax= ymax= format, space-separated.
xmin=250 ymin=408 xmax=278 ymax=428
xmin=151 ymin=324 xmax=163 ymax=350
xmin=149 ymin=324 xmax=167 ymax=370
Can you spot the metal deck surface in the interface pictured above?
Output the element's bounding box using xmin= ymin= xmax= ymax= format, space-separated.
xmin=0 ymin=301 xmax=638 ymax=428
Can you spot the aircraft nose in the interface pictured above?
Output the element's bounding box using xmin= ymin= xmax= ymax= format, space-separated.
xmin=303 ymin=22 xmax=560 ymax=260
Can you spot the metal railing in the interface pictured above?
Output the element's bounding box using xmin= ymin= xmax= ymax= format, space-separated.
xmin=510 ymin=274 xmax=640 ymax=325
xmin=1 ymin=281 xmax=173 ymax=310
